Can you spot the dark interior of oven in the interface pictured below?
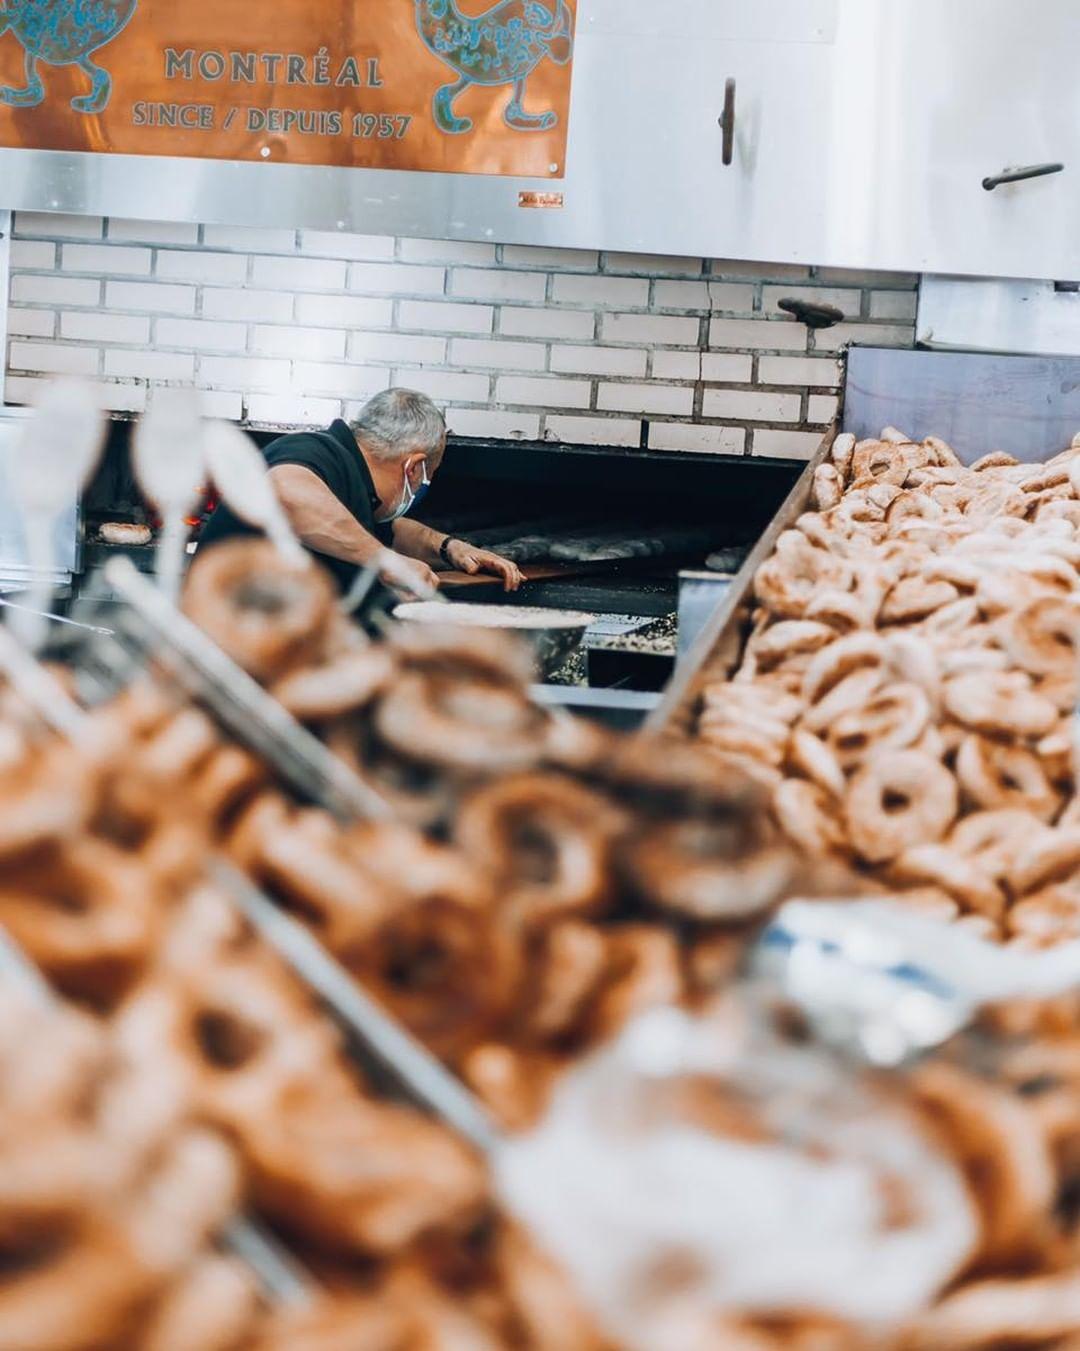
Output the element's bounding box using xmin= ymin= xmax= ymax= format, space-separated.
xmin=80 ymin=421 xmax=803 ymax=689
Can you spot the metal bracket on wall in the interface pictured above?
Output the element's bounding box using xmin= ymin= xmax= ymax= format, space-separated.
xmin=0 ymin=211 xmax=9 ymax=408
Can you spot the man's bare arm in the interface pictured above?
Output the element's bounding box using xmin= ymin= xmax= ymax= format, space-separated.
xmin=392 ymin=516 xmax=446 ymax=566
xmin=268 ymin=464 xmax=439 ymax=592
xmin=269 ymin=464 xmax=385 ymax=564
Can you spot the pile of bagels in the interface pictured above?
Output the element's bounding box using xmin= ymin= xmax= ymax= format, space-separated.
xmin=0 ymin=692 xmax=610 ymax=1350
xmin=696 ymin=430 xmax=1080 ymax=948
xmin=179 ymin=540 xmax=797 ymax=1126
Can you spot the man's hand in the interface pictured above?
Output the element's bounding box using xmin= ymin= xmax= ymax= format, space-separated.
xmin=444 ymin=540 xmax=525 ymax=592
xmin=378 ymin=551 xmax=441 ymax=600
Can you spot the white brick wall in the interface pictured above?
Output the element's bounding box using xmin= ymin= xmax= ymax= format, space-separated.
xmin=3 ymin=214 xmax=919 ymax=458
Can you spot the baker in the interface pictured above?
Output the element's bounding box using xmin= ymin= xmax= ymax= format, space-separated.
xmin=199 ymin=388 xmax=524 ymax=596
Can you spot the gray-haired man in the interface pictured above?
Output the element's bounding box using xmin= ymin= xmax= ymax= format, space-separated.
xmin=199 ymin=388 xmax=523 ymax=595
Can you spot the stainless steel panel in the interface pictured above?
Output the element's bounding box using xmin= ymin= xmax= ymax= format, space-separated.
xmin=843 ymin=347 xmax=1080 ymax=464
xmin=677 ymin=570 xmax=733 ymax=659
xmin=918 ymin=276 xmax=1080 ymax=357
xmin=0 ymin=411 xmax=80 ymax=583
xmin=0 ymin=0 xmax=1077 ymax=277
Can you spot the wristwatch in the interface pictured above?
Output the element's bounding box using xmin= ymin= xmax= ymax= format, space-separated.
xmin=439 ymin=535 xmax=459 ymax=567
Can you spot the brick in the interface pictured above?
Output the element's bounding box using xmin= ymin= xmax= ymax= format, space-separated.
xmin=97 ymin=381 xmax=148 ymax=413
xmin=601 ymin=313 xmax=699 ymax=346
xmin=252 ymin=256 xmax=346 ymax=291
xmin=499 ymin=307 xmax=594 ymax=340
xmin=551 ymin=274 xmax=648 ymax=308
xmin=245 ymin=394 xmax=342 ymax=427
xmin=103 ymin=349 xmax=195 ymax=381
xmin=399 ymin=238 xmax=497 ymax=265
xmin=757 ymin=355 xmax=841 ymax=387
xmin=252 ymin=325 xmax=346 ymax=361
xmin=198 ymin=355 xmax=289 ymax=391
xmin=651 ymin=351 xmax=701 ymax=381
xmin=870 ymin=289 xmax=918 ymax=320
xmin=11 ymin=241 xmax=56 ymax=269
xmin=157 ymin=250 xmax=248 ymax=285
xmin=156 ymin=318 xmax=247 ymax=353
xmin=816 ymin=267 xmax=918 ymax=287
xmin=11 ymin=275 xmax=100 ymax=307
xmin=709 ymin=317 xmax=806 ymax=351
xmin=653 ymin=280 xmax=710 ymax=311
xmin=708 ymin=282 xmax=757 ymax=312
xmin=808 ymin=394 xmax=840 ymax=424
xmin=9 ymin=341 xmax=99 ymax=376
xmin=711 ymin=259 xmax=811 ymax=281
xmin=7 ymin=310 xmax=56 ymax=338
xmin=299 ymin=230 xmax=394 ymax=260
xmin=813 ymin=322 xmax=913 ymax=352
xmin=294 ymin=362 xmax=391 ymax=398
xmin=203 ymin=289 xmax=294 ymax=323
xmin=761 ymin=284 xmax=861 ymax=315
xmin=550 ymin=345 xmax=647 ymax=378
xmin=14 ymin=213 xmax=103 ymax=239
xmin=62 ymin=244 xmax=152 ymax=276
xmin=154 ymin=252 xmax=247 ymax=286
xmin=703 ymin=389 xmax=801 ymax=421
xmin=597 ymin=383 xmax=694 ymax=416
xmin=348 ymin=332 xmax=446 ymax=366
xmin=495 ymin=375 xmax=589 ymax=409
xmin=108 ymin=220 xmax=199 ymax=245
xmin=1 ymin=374 xmax=43 ymax=406
xmin=701 ymin=353 xmax=754 ymax=382
xmin=351 ymin=262 xmax=445 ymax=296
xmin=649 ymin=423 xmax=746 ymax=455
xmin=199 ymin=390 xmax=245 ymax=420
xmin=446 ymin=407 xmax=541 ymax=440
xmin=344 ymin=259 xmax=446 ymax=297
xmin=603 ymin=252 xmax=702 ymax=277
xmin=397 ymin=300 xmax=493 ymax=335
xmin=203 ymin=225 xmax=296 ymax=253
xmin=752 ymin=428 xmax=825 ymax=460
xmin=450 ymin=269 xmax=545 ymax=303
xmin=61 ymin=312 xmax=150 ymax=345
xmin=500 ymin=245 xmax=599 ymax=270
xmin=294 ymin=294 xmax=393 ymax=328
xmin=451 ymin=338 xmax=546 ymax=371
xmin=104 ymin=281 xmax=196 ymax=314
xmin=544 ymin=415 xmax=641 ymax=448
xmin=399 ymin=369 xmax=488 ymax=403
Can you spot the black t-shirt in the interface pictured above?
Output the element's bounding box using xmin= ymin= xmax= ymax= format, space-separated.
xmin=197 ymin=420 xmax=393 ymax=594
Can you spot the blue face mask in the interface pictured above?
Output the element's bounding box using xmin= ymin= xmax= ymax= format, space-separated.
xmin=380 ymin=460 xmax=430 ymax=523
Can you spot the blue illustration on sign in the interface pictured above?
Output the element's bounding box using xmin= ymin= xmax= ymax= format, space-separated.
xmin=414 ymin=0 xmax=573 ymax=135
xmin=0 ymin=0 xmax=138 ymax=114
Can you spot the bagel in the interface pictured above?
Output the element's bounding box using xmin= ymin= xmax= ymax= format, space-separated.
xmin=375 ymin=671 xmax=550 ymax=776
xmin=997 ymin=596 xmax=1080 ymax=679
xmin=845 ymin=751 xmax=958 ymax=864
xmin=455 ymin=773 xmax=623 ymax=930
xmin=943 ymin=671 xmax=1058 ymax=739
xmin=802 ymin=632 xmax=885 ymax=705
xmin=825 ymin=682 xmax=930 ymax=771
xmin=183 ymin=539 xmax=334 ymax=681
xmin=955 ymin=736 xmax=1059 ymax=821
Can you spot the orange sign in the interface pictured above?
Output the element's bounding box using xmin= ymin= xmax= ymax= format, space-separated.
xmin=0 ymin=1 xmax=576 ymax=176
